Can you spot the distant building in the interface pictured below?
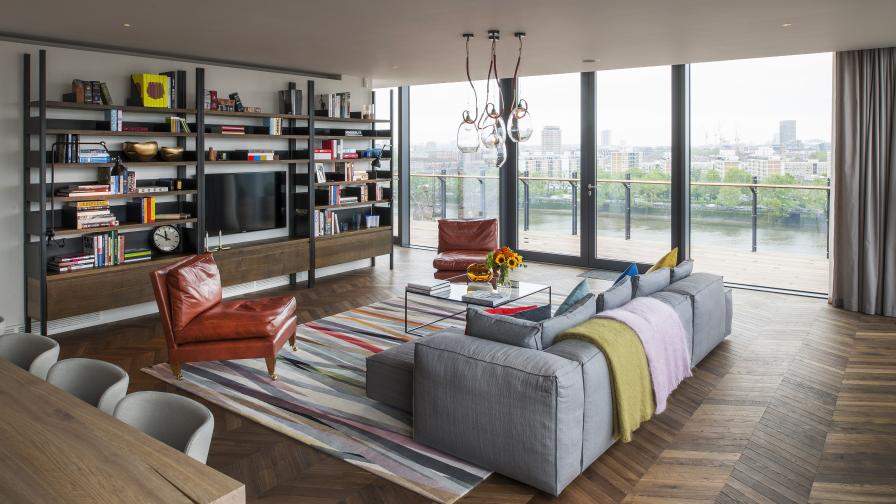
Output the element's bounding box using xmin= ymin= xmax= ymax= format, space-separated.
xmin=609 ymin=151 xmax=641 ymax=173
xmin=744 ymin=156 xmax=783 ymax=179
xmin=599 ymin=129 xmax=612 ymax=146
xmin=779 ymin=120 xmax=797 ymax=146
xmin=542 ymin=126 xmax=562 ymax=154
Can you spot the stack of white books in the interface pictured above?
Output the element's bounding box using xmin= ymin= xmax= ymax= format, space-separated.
xmin=461 ymin=290 xmax=511 ymax=307
xmin=407 ymin=279 xmax=451 ymax=295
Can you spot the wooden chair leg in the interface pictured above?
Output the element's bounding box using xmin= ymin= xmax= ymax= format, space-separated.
xmin=170 ymin=361 xmax=183 ymax=380
xmin=289 ymin=334 xmax=297 ymax=351
xmin=265 ymin=356 xmax=278 ymax=380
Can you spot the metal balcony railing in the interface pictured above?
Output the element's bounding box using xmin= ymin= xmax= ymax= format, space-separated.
xmin=410 ymin=170 xmax=831 ymax=257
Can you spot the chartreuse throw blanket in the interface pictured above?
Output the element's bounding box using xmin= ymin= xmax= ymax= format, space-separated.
xmin=555 ymin=318 xmax=655 ymax=442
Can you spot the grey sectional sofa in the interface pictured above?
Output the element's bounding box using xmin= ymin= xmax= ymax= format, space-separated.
xmin=366 ymin=268 xmax=733 ymax=495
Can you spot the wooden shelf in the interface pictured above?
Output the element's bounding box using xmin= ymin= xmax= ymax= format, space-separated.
xmin=205 ymin=110 xmax=309 ymax=120
xmin=45 ymin=161 xmax=197 ymax=168
xmin=49 ymin=218 xmax=197 ymax=237
xmin=204 ymin=133 xmax=310 ymax=140
xmin=205 ymin=158 xmax=308 ymax=165
xmin=315 ymin=135 xmax=391 ymax=141
xmin=315 ymin=178 xmax=391 ymax=187
xmin=315 ymin=225 xmax=392 ymax=241
xmin=46 ymin=253 xmax=189 ymax=281
xmin=32 ymin=101 xmax=195 ymax=115
xmin=314 ymin=117 xmax=391 ymax=124
xmin=314 ymin=157 xmax=391 ymax=164
xmin=51 ymin=190 xmax=197 ymax=203
xmin=314 ymin=199 xmax=390 ymax=210
xmin=46 ymin=129 xmax=196 ymax=137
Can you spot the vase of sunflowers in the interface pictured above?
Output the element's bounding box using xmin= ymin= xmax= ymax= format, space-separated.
xmin=485 ymin=246 xmax=525 ymax=291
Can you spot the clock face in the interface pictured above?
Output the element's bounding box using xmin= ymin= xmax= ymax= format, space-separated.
xmin=152 ymin=225 xmax=181 ymax=253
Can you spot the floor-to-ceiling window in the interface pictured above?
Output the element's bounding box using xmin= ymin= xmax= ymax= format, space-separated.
xmin=690 ymin=53 xmax=832 ymax=293
xmin=408 ymin=81 xmax=499 ymax=248
xmin=516 ymin=73 xmax=581 ymax=257
xmin=594 ymin=66 xmax=672 ymax=264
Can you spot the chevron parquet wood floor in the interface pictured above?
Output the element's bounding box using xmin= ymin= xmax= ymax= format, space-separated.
xmin=52 ymin=248 xmax=896 ymax=503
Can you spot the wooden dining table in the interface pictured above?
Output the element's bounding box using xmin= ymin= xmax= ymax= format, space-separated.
xmin=0 ymin=358 xmax=245 ymax=503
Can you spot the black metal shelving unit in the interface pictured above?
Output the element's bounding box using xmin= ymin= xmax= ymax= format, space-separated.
xmin=22 ymin=50 xmax=394 ymax=334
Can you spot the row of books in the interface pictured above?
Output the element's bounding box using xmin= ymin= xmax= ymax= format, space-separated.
xmin=63 ymin=79 xmax=112 ymax=105
xmin=167 ymin=117 xmax=191 ymax=133
xmin=105 ymin=110 xmax=124 ymax=132
xmin=314 ymin=209 xmax=342 ymax=236
xmin=126 ymin=197 xmax=157 ymax=224
xmin=98 ymin=169 xmax=137 ymax=194
xmin=315 ymin=92 xmax=351 ymax=118
xmin=246 ymin=149 xmax=275 ymax=161
xmin=63 ymin=200 xmax=118 ymax=230
xmin=278 ymin=89 xmax=304 ymax=115
xmin=53 ymin=134 xmax=81 ymax=163
xmin=265 ymin=117 xmax=282 ymax=135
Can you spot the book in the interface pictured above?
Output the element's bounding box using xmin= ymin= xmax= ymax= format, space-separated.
xmin=407 ymin=279 xmax=450 ymax=291
xmin=461 ymin=290 xmax=511 ymax=307
xmin=99 ymin=82 xmax=113 ymax=105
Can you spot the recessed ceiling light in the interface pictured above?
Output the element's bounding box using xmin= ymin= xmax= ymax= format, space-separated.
xmin=391 ymin=65 xmax=399 ymax=70
xmin=122 ymin=23 xmax=132 ymax=28
xmin=781 ymin=23 xmax=792 ymax=27
xmin=582 ymin=58 xmax=599 ymax=64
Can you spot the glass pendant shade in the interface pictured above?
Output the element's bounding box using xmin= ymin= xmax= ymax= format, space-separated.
xmin=508 ymin=100 xmax=533 ymax=142
xmin=482 ymin=140 xmax=507 ymax=169
xmin=457 ymin=111 xmax=480 ymax=153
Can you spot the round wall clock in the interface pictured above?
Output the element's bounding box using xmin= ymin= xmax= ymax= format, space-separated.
xmin=152 ymin=225 xmax=181 ymax=253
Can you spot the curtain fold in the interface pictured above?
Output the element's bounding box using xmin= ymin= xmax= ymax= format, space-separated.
xmin=831 ymin=47 xmax=896 ymax=316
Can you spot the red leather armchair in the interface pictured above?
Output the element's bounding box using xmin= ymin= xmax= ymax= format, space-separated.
xmin=150 ymin=254 xmax=297 ymax=380
xmin=432 ymin=218 xmax=498 ymax=279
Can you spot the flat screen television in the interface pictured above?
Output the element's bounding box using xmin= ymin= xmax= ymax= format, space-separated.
xmin=205 ymin=171 xmax=286 ymax=235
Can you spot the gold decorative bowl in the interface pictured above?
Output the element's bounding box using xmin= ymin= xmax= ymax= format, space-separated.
xmin=122 ymin=141 xmax=159 ymax=162
xmin=466 ymin=263 xmax=493 ymax=283
xmin=159 ymin=146 xmax=185 ymax=162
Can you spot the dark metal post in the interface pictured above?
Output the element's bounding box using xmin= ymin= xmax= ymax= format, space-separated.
xmin=580 ymin=71 xmax=596 ymax=262
xmin=570 ymin=170 xmax=578 ymax=236
xmin=38 ymin=50 xmax=47 ymax=335
xmin=751 ymin=175 xmax=758 ymax=252
xmin=287 ymin=81 xmax=298 ymax=285
xmin=195 ymin=68 xmax=206 ymax=253
xmin=22 ymin=53 xmax=31 ymax=333
xmin=307 ymin=79 xmax=316 ymax=286
xmin=499 ymin=77 xmax=519 ymax=248
xmin=624 ymin=173 xmax=632 ymax=240
xmin=671 ymin=64 xmax=691 ymax=261
xmin=398 ymin=86 xmax=410 ymax=247
xmin=438 ymin=168 xmax=447 ymax=218
xmin=479 ymin=167 xmax=486 ymax=217
xmin=523 ymin=170 xmax=530 ymax=231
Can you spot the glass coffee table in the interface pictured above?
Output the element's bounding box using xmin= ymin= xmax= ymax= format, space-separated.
xmin=404 ymin=274 xmax=551 ymax=335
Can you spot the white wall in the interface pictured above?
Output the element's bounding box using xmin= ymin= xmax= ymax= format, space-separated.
xmin=0 ymin=41 xmax=374 ymax=333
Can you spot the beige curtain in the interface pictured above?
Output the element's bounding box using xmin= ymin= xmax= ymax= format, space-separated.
xmin=831 ymin=47 xmax=896 ymax=316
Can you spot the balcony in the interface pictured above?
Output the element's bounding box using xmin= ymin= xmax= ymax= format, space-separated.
xmin=409 ymin=172 xmax=830 ymax=294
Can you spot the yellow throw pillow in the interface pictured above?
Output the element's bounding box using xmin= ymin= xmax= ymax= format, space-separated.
xmin=646 ymin=247 xmax=678 ymax=273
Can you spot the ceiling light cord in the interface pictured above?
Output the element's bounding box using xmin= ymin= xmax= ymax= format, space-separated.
xmin=463 ymin=34 xmax=478 ymax=124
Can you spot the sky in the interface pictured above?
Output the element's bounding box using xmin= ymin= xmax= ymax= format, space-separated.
xmin=405 ymin=52 xmax=833 ymax=148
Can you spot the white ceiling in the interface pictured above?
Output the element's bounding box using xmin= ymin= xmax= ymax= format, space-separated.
xmin=3 ymin=0 xmax=896 ymax=86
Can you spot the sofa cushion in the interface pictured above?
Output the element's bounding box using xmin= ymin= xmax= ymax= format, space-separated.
xmin=542 ymin=294 xmax=596 ymax=348
xmin=485 ymin=305 xmax=538 ymax=316
xmin=365 ymin=331 xmax=450 ymax=413
xmin=433 ymin=250 xmax=492 ymax=271
xmin=437 ymin=218 xmax=497 ymax=253
xmin=557 ymin=279 xmax=591 ymax=315
xmin=664 ymin=272 xmax=727 ymax=365
xmin=510 ymin=304 xmax=552 ymax=322
xmin=649 ymin=290 xmax=694 ymax=360
xmin=466 ymin=306 xmax=543 ymax=349
xmin=166 ymin=254 xmax=223 ymax=332
xmin=597 ymin=276 xmax=632 ymax=313
xmin=615 ymin=262 xmax=639 ymax=284
xmin=176 ymin=295 xmax=296 ymax=344
xmin=647 ymin=247 xmax=678 ymax=273
xmin=671 ymin=259 xmax=694 ymax=283
xmin=633 ymin=268 xmax=672 ymax=297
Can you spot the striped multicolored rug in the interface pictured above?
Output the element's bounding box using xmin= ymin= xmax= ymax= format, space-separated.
xmin=143 ymin=297 xmax=489 ymax=504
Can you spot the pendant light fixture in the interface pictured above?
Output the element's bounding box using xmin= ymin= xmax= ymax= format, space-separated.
xmin=508 ymin=32 xmax=533 ymax=143
xmin=456 ymin=33 xmax=481 ymax=153
xmin=456 ymin=29 xmax=532 ymax=163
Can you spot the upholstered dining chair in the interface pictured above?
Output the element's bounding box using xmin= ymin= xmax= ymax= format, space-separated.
xmin=149 ymin=253 xmax=298 ymax=381
xmin=46 ymin=358 xmax=129 ymax=414
xmin=114 ymin=391 xmax=214 ymax=464
xmin=0 ymin=332 xmax=60 ymax=379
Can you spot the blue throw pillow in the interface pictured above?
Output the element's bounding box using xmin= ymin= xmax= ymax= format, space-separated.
xmin=557 ymin=279 xmax=591 ymax=315
xmin=614 ymin=263 xmax=639 ymax=285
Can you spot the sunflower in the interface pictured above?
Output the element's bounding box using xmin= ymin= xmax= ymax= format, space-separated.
xmin=494 ymin=254 xmax=507 ymax=265
xmin=507 ymin=257 xmax=519 ymax=269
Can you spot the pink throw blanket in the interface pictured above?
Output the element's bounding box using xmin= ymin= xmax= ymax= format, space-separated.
xmin=596 ymin=297 xmax=692 ymax=414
